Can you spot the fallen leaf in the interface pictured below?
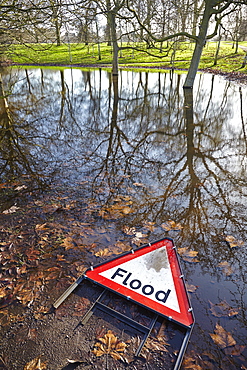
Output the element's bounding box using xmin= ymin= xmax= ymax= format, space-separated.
xmin=122 ymin=206 xmax=132 ymax=215
xmin=74 ymin=298 xmax=90 ymax=316
xmin=131 ymin=231 xmax=147 ymax=246
xmin=99 ymin=198 xmax=134 ymax=219
xmin=218 ymin=261 xmax=233 ymax=276
xmin=133 ymin=182 xmax=146 ymax=187
xmin=35 ymin=223 xmax=49 ymax=231
xmin=56 ymin=254 xmax=65 ymax=261
xmin=2 ymin=206 xmax=20 ymax=214
xmin=62 ymin=237 xmax=75 ymax=250
xmin=209 ymin=323 xmax=236 ymax=349
xmin=93 ymin=330 xmax=127 ymax=361
xmin=24 ymin=356 xmax=47 ymax=370
xmin=123 ymin=226 xmax=136 ymax=235
xmin=15 ymin=185 xmax=27 ymax=191
xmin=111 ymin=241 xmax=132 ymax=254
xmin=161 ymin=220 xmax=183 ymax=231
xmin=67 ymin=359 xmax=85 ymax=363
xmin=94 ymin=248 xmax=112 ymax=257
xmin=183 ymin=356 xmax=203 ymax=370
xmin=144 ymin=336 xmax=169 ymax=352
xmin=143 ymin=221 xmax=156 ymax=232
xmin=183 ymin=350 xmax=215 ymax=370
xmin=209 ymin=300 xmax=238 ymax=318
xmin=225 ymin=235 xmax=244 ymax=248
xmin=177 ymin=247 xmax=199 ymax=263
xmin=33 ymin=306 xmax=50 ymax=320
xmin=224 ymin=344 xmax=245 ymax=356
xmin=186 ymin=283 xmax=198 ymax=293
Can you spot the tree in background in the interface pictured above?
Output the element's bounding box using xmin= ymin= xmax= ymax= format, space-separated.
xmin=0 ymin=0 xmax=247 ymax=85
xmin=127 ymin=0 xmax=247 ymax=87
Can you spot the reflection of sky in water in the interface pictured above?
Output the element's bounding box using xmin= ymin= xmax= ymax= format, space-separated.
xmin=5 ymin=68 xmax=247 ymax=185
xmin=2 ymin=68 xmax=247 ymax=368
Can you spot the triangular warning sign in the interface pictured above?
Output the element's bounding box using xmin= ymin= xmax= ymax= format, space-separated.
xmin=85 ymin=238 xmax=194 ymax=327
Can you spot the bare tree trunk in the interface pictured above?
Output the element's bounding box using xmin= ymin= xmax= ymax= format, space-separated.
xmin=213 ymin=24 xmax=221 ymax=66
xmin=109 ymin=11 xmax=119 ymax=76
xmin=96 ymin=19 xmax=101 ymax=60
xmin=106 ymin=0 xmax=112 ymax=46
xmin=183 ymin=0 xmax=212 ymax=88
xmin=241 ymin=52 xmax=247 ymax=68
xmin=50 ymin=0 xmax=61 ymax=46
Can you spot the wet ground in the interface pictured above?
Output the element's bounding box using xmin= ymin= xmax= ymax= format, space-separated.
xmin=0 ymin=184 xmax=186 ymax=370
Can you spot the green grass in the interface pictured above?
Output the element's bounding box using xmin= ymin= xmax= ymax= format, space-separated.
xmin=4 ymin=41 xmax=247 ymax=74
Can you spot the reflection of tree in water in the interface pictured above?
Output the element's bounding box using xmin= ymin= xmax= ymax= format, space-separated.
xmin=86 ymin=71 xmax=246 ymax=253
xmin=2 ymin=68 xmax=247 ymax=253
xmin=2 ymin=67 xmax=247 ymax=368
xmin=81 ymin=72 xmax=247 ymax=367
xmin=0 ymin=71 xmax=49 ymax=209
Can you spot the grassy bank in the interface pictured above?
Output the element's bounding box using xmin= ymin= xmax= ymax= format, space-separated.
xmin=4 ymin=41 xmax=247 ymax=74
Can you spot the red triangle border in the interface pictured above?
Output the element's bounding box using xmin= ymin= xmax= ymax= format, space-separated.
xmin=85 ymin=238 xmax=194 ymax=327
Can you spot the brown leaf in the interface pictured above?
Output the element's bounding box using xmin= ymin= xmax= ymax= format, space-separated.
xmin=143 ymin=221 xmax=156 ymax=232
xmin=62 ymin=237 xmax=75 ymax=250
xmin=183 ymin=356 xmax=203 ymax=370
xmin=209 ymin=323 xmax=236 ymax=349
xmin=122 ymin=226 xmax=136 ymax=235
xmin=143 ymin=337 xmax=169 ymax=352
xmin=35 ymin=223 xmax=49 ymax=231
xmin=122 ymin=206 xmax=132 ymax=215
xmin=113 ymin=241 xmax=131 ymax=254
xmin=94 ymin=248 xmax=112 ymax=257
xmin=161 ymin=220 xmax=183 ymax=231
xmin=224 ymin=344 xmax=245 ymax=356
xmin=93 ymin=348 xmax=105 ymax=357
xmin=56 ymin=254 xmax=65 ymax=261
xmin=132 ymin=231 xmax=147 ymax=247
xmin=157 ymin=319 xmax=167 ymax=338
xmin=177 ymin=247 xmax=199 ymax=263
xmin=99 ymin=199 xmax=134 ymax=219
xmin=218 ymin=261 xmax=233 ymax=276
xmin=133 ymin=182 xmax=146 ymax=187
xmin=24 ymin=356 xmax=47 ymax=370
xmin=209 ymin=300 xmax=238 ymax=318
xmin=73 ymin=297 xmax=90 ymax=316
xmin=225 ymin=235 xmax=244 ymax=249
xmin=110 ymin=351 xmax=123 ymax=360
xmin=186 ymin=283 xmax=198 ymax=293
xmin=93 ymin=330 xmax=127 ymax=361
xmin=183 ymin=350 xmax=213 ymax=370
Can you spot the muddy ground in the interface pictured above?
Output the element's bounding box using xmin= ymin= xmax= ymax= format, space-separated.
xmin=0 ymin=183 xmax=186 ymax=370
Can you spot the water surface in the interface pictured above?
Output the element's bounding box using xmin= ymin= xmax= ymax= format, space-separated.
xmin=1 ymin=67 xmax=247 ymax=369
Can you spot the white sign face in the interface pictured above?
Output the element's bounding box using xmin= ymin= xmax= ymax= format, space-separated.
xmin=99 ymin=246 xmax=180 ymax=313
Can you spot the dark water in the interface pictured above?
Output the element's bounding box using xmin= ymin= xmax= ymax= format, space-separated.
xmin=0 ymin=67 xmax=247 ymax=369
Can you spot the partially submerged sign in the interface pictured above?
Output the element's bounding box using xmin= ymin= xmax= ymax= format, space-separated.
xmin=85 ymin=238 xmax=193 ymax=328
xmin=53 ymin=238 xmax=194 ymax=370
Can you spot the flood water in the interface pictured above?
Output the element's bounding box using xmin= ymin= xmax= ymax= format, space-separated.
xmin=0 ymin=67 xmax=247 ymax=369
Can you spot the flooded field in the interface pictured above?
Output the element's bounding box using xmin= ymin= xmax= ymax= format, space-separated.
xmin=0 ymin=67 xmax=247 ymax=369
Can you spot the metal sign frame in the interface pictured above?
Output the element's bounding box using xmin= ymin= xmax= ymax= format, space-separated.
xmin=54 ymin=238 xmax=194 ymax=370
